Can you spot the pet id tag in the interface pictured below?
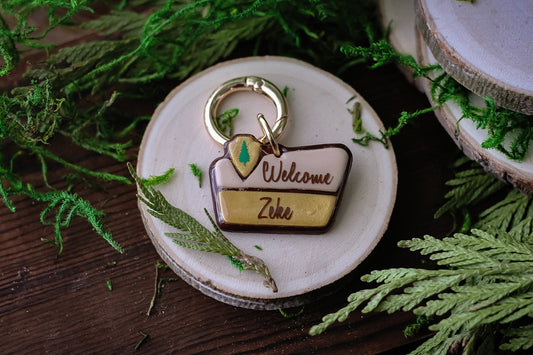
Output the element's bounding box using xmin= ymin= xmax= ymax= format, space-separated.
xmin=205 ymin=76 xmax=352 ymax=233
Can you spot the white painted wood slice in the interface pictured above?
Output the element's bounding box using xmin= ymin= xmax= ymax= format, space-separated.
xmin=416 ymin=0 xmax=533 ymax=115
xmin=137 ymin=56 xmax=397 ymax=309
xmin=417 ymin=34 xmax=533 ymax=194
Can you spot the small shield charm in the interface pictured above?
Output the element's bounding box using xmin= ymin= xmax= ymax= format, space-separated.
xmin=227 ymin=135 xmax=262 ymax=178
xmin=209 ymin=134 xmax=352 ymax=233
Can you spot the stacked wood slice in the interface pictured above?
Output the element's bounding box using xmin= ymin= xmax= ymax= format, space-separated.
xmin=380 ymin=0 xmax=533 ymax=193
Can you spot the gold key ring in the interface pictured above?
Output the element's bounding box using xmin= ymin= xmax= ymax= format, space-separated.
xmin=204 ymin=76 xmax=288 ymax=145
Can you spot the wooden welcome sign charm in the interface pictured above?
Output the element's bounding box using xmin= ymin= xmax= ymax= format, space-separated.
xmin=210 ymin=134 xmax=352 ymax=232
xmin=205 ymin=76 xmax=352 ymax=233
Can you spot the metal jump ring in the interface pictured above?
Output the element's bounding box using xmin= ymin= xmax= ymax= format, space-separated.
xmin=204 ymin=76 xmax=288 ymax=145
xmin=257 ymin=113 xmax=281 ymax=157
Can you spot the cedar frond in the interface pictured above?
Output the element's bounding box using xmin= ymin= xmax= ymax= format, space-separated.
xmin=501 ymin=324 xmax=533 ymax=351
xmin=434 ymin=164 xmax=505 ymax=219
xmin=81 ymin=10 xmax=148 ymax=37
xmin=128 ymin=162 xmax=277 ymax=292
xmin=477 ymin=190 xmax=533 ymax=232
xmin=310 ymin=226 xmax=533 ymax=354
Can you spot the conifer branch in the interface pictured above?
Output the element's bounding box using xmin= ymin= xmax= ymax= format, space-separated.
xmin=310 ymin=227 xmax=533 ymax=353
xmin=501 ymin=324 xmax=533 ymax=351
xmin=128 ymin=163 xmax=278 ymax=293
xmin=311 ymin=157 xmax=533 ymax=353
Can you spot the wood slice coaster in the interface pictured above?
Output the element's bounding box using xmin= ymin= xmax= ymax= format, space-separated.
xmin=137 ymin=56 xmax=397 ymax=310
xmin=416 ymin=0 xmax=533 ymax=115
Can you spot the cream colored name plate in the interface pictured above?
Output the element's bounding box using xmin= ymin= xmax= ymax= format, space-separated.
xmin=210 ymin=134 xmax=352 ymax=232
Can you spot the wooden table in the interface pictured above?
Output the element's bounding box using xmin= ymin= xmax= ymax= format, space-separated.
xmin=1 ymin=31 xmax=460 ymax=353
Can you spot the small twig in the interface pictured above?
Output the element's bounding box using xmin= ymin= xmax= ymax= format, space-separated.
xmin=135 ymin=330 xmax=149 ymax=351
xmin=146 ymin=262 xmax=178 ymax=316
xmin=146 ymin=264 xmax=160 ymax=316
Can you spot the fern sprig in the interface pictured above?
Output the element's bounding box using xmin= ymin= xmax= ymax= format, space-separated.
xmin=128 ymin=162 xmax=277 ymax=292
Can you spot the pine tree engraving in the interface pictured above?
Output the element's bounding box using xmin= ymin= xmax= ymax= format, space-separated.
xmin=239 ymin=139 xmax=250 ymax=166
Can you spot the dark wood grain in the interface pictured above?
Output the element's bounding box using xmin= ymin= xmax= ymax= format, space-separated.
xmin=0 ymin=28 xmax=460 ymax=354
